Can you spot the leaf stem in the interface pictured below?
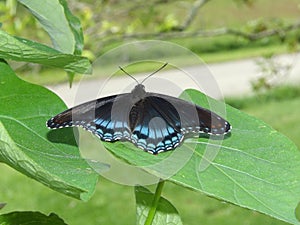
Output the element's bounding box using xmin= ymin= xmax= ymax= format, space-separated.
xmin=144 ymin=179 xmax=165 ymax=225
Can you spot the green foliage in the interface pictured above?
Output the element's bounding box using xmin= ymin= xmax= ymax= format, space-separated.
xmin=1 ymin=92 xmax=300 ymax=225
xmin=18 ymin=0 xmax=83 ymax=54
xmin=0 ymin=30 xmax=91 ymax=74
xmin=158 ymin=14 xmax=179 ymax=32
xmin=0 ymin=212 xmax=67 ymax=225
xmin=0 ymin=61 xmax=98 ymax=200
xmin=135 ymin=185 xmax=183 ymax=225
xmin=244 ymin=18 xmax=287 ymax=34
xmin=17 ymin=0 xmax=87 ymax=84
xmin=1 ymin=0 xmax=300 ymax=224
xmin=0 ymin=0 xmax=38 ymax=38
xmin=4 ymin=0 xmax=299 ymax=62
xmin=104 ymin=89 xmax=300 ymax=225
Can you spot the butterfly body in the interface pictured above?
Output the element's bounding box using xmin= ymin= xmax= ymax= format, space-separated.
xmin=47 ymin=83 xmax=231 ymax=154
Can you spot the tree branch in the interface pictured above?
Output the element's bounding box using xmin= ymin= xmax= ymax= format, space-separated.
xmin=98 ymin=20 xmax=300 ymax=46
xmin=176 ymin=0 xmax=211 ymax=31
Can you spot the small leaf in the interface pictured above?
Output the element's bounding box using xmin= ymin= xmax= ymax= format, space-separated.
xmin=18 ymin=0 xmax=83 ymax=54
xmin=135 ymin=186 xmax=183 ymax=225
xmin=0 ymin=60 xmax=98 ymax=200
xmin=0 ymin=30 xmax=91 ymax=74
xmin=104 ymin=89 xmax=300 ymax=225
xmin=0 ymin=211 xmax=67 ymax=225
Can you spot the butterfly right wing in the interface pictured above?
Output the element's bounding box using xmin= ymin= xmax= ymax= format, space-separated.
xmin=147 ymin=92 xmax=231 ymax=136
xmin=47 ymin=94 xmax=132 ymax=142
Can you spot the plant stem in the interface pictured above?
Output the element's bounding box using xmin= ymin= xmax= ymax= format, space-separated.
xmin=144 ymin=179 xmax=165 ymax=225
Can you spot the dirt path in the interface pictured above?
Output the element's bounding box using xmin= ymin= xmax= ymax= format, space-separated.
xmin=47 ymin=53 xmax=300 ymax=106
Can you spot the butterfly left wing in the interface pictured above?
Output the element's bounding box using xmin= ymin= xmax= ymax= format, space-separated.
xmin=47 ymin=94 xmax=133 ymax=142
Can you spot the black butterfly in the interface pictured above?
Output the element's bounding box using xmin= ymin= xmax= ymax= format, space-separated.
xmin=47 ymin=63 xmax=231 ymax=154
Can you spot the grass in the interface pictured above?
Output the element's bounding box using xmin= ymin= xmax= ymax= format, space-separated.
xmin=246 ymin=98 xmax=300 ymax=145
xmin=1 ymin=85 xmax=300 ymax=225
xmin=199 ymin=0 xmax=299 ymax=28
xmin=226 ymin=84 xmax=300 ymax=146
xmin=226 ymin=85 xmax=300 ymax=109
xmin=0 ymin=165 xmax=136 ymax=225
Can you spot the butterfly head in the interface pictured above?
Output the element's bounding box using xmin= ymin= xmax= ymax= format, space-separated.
xmin=131 ymin=84 xmax=146 ymax=101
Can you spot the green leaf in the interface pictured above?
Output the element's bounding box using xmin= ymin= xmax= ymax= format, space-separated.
xmin=0 ymin=30 xmax=91 ymax=74
xmin=0 ymin=60 xmax=99 ymax=201
xmin=135 ymin=186 xmax=183 ymax=225
xmin=104 ymin=89 xmax=300 ymax=224
xmin=58 ymin=0 xmax=84 ymax=55
xmin=18 ymin=0 xmax=83 ymax=54
xmin=17 ymin=0 xmax=86 ymax=85
xmin=0 ymin=211 xmax=67 ymax=225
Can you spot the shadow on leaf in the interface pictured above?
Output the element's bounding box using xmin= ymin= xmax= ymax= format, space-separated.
xmin=47 ymin=128 xmax=78 ymax=147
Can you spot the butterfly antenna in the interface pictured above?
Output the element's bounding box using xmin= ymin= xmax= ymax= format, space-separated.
xmin=119 ymin=66 xmax=139 ymax=84
xmin=141 ymin=62 xmax=168 ymax=84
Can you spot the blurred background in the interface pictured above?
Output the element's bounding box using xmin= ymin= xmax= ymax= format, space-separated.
xmin=1 ymin=0 xmax=300 ymax=224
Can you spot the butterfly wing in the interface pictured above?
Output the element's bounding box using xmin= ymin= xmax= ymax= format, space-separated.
xmin=47 ymin=94 xmax=132 ymax=142
xmin=126 ymin=93 xmax=230 ymax=154
xmin=147 ymin=92 xmax=231 ymax=135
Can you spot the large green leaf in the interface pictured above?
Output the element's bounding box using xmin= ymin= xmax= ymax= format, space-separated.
xmin=0 ymin=60 xmax=98 ymax=201
xmin=103 ymin=89 xmax=300 ymax=224
xmin=0 ymin=30 xmax=91 ymax=74
xmin=135 ymin=186 xmax=183 ymax=225
xmin=18 ymin=0 xmax=83 ymax=54
xmin=0 ymin=212 xmax=67 ymax=225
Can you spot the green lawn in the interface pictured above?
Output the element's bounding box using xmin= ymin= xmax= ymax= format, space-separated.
xmin=1 ymin=88 xmax=300 ymax=225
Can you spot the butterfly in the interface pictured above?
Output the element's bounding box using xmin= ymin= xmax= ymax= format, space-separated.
xmin=47 ymin=63 xmax=231 ymax=154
